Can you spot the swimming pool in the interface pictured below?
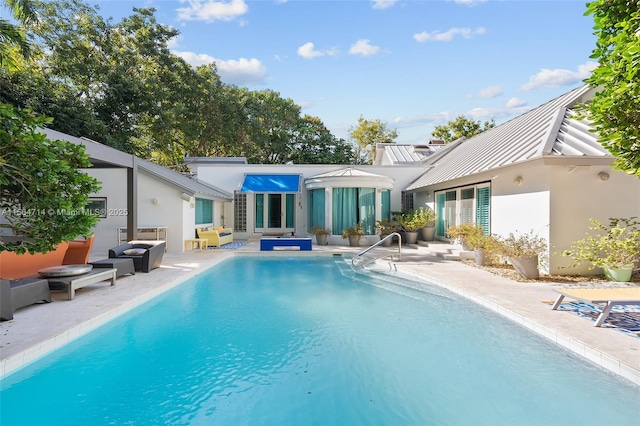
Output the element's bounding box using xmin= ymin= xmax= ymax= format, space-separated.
xmin=1 ymin=256 xmax=639 ymax=425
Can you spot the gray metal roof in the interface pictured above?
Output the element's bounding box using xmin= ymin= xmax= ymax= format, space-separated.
xmin=406 ymin=85 xmax=612 ymax=191
xmin=41 ymin=128 xmax=233 ymax=201
xmin=373 ymin=143 xmax=444 ymax=165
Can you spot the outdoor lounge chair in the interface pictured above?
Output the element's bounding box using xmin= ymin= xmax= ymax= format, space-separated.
xmin=108 ymin=240 xmax=166 ymax=272
xmin=551 ymin=287 xmax=640 ymax=327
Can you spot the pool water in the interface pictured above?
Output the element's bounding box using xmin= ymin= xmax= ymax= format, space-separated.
xmin=1 ymin=256 xmax=639 ymax=425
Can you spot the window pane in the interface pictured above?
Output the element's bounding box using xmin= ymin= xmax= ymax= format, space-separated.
xmin=436 ymin=193 xmax=446 ymax=236
xmin=358 ymin=188 xmax=375 ymax=235
xmin=309 ymin=189 xmax=325 ymax=229
xmin=381 ymin=190 xmax=391 ymax=221
xmin=476 ymin=186 xmax=491 ymax=235
xmin=286 ymin=194 xmax=295 ymax=228
xmin=255 ymin=194 xmax=264 ymax=228
xmin=195 ymin=198 xmax=213 ymax=225
xmin=332 ymin=188 xmax=357 ymax=235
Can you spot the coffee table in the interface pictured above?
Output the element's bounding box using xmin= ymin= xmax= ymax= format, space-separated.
xmin=47 ymin=268 xmax=116 ymax=300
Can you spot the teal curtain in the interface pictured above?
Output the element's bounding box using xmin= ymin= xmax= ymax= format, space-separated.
xmin=359 ymin=187 xmax=375 ymax=235
xmin=195 ymin=198 xmax=213 ymax=225
xmin=309 ymin=189 xmax=325 ymax=229
xmin=381 ymin=190 xmax=391 ymax=221
xmin=332 ymin=188 xmax=357 ymax=235
xmin=436 ymin=193 xmax=446 ymax=237
xmin=286 ymin=194 xmax=295 ymax=228
xmin=476 ymin=186 xmax=491 ymax=235
xmin=255 ymin=194 xmax=264 ymax=228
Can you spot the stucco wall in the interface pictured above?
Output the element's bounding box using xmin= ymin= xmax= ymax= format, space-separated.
xmin=549 ymin=164 xmax=640 ymax=275
xmin=190 ymin=163 xmax=423 ymax=240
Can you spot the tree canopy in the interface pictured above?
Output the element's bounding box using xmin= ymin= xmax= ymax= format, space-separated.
xmin=0 ymin=0 xmax=356 ymax=165
xmin=348 ymin=116 xmax=398 ymax=164
xmin=0 ymin=104 xmax=101 ymax=253
xmin=585 ymin=0 xmax=640 ymax=176
xmin=0 ymin=0 xmax=37 ymax=68
xmin=431 ymin=116 xmax=495 ymax=144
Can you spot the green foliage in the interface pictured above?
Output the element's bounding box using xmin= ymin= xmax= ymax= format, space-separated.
xmin=0 ymin=104 xmax=101 ymax=253
xmin=562 ymin=217 xmax=640 ymax=269
xmin=348 ymin=116 xmax=398 ymax=164
xmin=396 ymin=207 xmax=436 ymax=232
xmin=2 ymin=1 xmax=351 ymax=166
xmin=341 ymin=223 xmax=364 ymax=238
xmin=309 ymin=226 xmax=330 ymax=235
xmin=0 ymin=0 xmax=37 ymax=68
xmin=446 ymin=223 xmax=484 ymax=245
xmin=375 ymin=219 xmax=399 ymax=235
xmin=585 ymin=0 xmax=640 ymax=176
xmin=431 ymin=116 xmax=495 ymax=144
xmin=496 ymin=230 xmax=548 ymax=260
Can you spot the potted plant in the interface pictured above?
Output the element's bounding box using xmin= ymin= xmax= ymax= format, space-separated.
xmin=418 ymin=207 xmax=437 ymax=241
xmin=446 ymin=223 xmax=484 ymax=251
xmin=310 ymin=226 xmax=330 ymax=246
xmin=397 ymin=209 xmax=429 ymax=244
xmin=465 ymin=233 xmax=498 ymax=266
xmin=496 ymin=230 xmax=548 ymax=280
xmin=562 ymin=217 xmax=640 ymax=282
xmin=342 ymin=223 xmax=364 ymax=247
xmin=375 ymin=219 xmax=399 ymax=247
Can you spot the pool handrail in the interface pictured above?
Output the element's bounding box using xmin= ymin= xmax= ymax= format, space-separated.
xmin=351 ymin=232 xmax=402 ymax=268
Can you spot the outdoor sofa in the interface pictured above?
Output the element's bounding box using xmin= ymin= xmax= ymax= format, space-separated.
xmin=108 ymin=240 xmax=166 ymax=272
xmin=196 ymin=227 xmax=233 ymax=248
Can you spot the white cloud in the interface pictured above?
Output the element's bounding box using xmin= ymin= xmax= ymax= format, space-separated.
xmin=166 ymin=35 xmax=181 ymax=49
xmin=173 ymin=51 xmax=267 ymax=85
xmin=521 ymin=61 xmax=597 ymax=91
xmin=372 ymin=0 xmax=397 ymax=10
xmin=506 ymin=97 xmax=526 ymax=108
xmin=468 ymin=85 xmax=503 ymax=98
xmin=297 ymin=42 xmax=338 ymax=59
xmin=413 ymin=27 xmax=486 ymax=42
xmin=176 ymin=0 xmax=248 ymax=22
xmin=451 ymin=0 xmax=487 ymax=5
xmin=349 ymin=39 xmax=381 ymax=56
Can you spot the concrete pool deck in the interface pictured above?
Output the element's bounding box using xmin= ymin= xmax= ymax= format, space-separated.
xmin=1 ymin=241 xmax=638 ymax=386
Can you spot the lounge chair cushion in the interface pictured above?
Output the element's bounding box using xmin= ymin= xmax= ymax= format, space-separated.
xmin=123 ymin=248 xmax=147 ymax=256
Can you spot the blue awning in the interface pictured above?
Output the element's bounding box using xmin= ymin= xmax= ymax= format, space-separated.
xmin=240 ymin=174 xmax=301 ymax=193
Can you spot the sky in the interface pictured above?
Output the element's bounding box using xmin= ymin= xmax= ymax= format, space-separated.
xmin=94 ymin=0 xmax=598 ymax=144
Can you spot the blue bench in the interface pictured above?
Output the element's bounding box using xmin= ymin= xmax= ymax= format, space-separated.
xmin=260 ymin=238 xmax=312 ymax=251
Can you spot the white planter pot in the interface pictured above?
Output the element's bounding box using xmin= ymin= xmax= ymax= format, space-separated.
xmin=508 ymin=256 xmax=539 ymax=279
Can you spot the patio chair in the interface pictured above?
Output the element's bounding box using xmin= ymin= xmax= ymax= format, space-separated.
xmin=551 ymin=287 xmax=640 ymax=327
xmin=108 ymin=240 xmax=166 ymax=272
xmin=62 ymin=235 xmax=95 ymax=265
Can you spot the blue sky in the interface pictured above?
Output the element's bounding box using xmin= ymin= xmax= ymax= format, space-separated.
xmin=96 ymin=0 xmax=597 ymax=144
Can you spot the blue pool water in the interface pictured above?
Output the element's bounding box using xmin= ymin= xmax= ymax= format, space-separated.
xmin=1 ymin=256 xmax=639 ymax=425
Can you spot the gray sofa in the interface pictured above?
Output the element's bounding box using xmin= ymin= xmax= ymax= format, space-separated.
xmin=108 ymin=240 xmax=166 ymax=272
xmin=1 ymin=277 xmax=51 ymax=321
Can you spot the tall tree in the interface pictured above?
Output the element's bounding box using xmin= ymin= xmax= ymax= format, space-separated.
xmin=0 ymin=0 xmax=37 ymax=68
xmin=0 ymin=104 xmax=101 ymax=253
xmin=289 ymin=115 xmax=356 ymax=164
xmin=585 ymin=0 xmax=640 ymax=176
xmin=348 ymin=116 xmax=398 ymax=164
xmin=431 ymin=116 xmax=495 ymax=144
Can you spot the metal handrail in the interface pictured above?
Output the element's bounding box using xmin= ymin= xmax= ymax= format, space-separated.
xmin=351 ymin=232 xmax=402 ymax=268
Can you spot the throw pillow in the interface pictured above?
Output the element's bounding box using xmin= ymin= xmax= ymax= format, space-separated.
xmin=123 ymin=248 xmax=147 ymax=256
xmin=216 ymin=226 xmax=224 ymax=233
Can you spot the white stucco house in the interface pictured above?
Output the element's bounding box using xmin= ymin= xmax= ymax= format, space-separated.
xmin=23 ymin=84 xmax=637 ymax=277
xmin=40 ymin=129 xmax=233 ymax=256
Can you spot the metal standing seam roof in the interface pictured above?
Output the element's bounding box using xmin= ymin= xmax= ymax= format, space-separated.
xmin=406 ymin=85 xmax=612 ymax=191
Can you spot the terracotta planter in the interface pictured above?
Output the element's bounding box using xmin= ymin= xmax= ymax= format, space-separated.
xmin=508 ymin=256 xmax=539 ymax=279
xmin=603 ymin=265 xmax=633 ymax=282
